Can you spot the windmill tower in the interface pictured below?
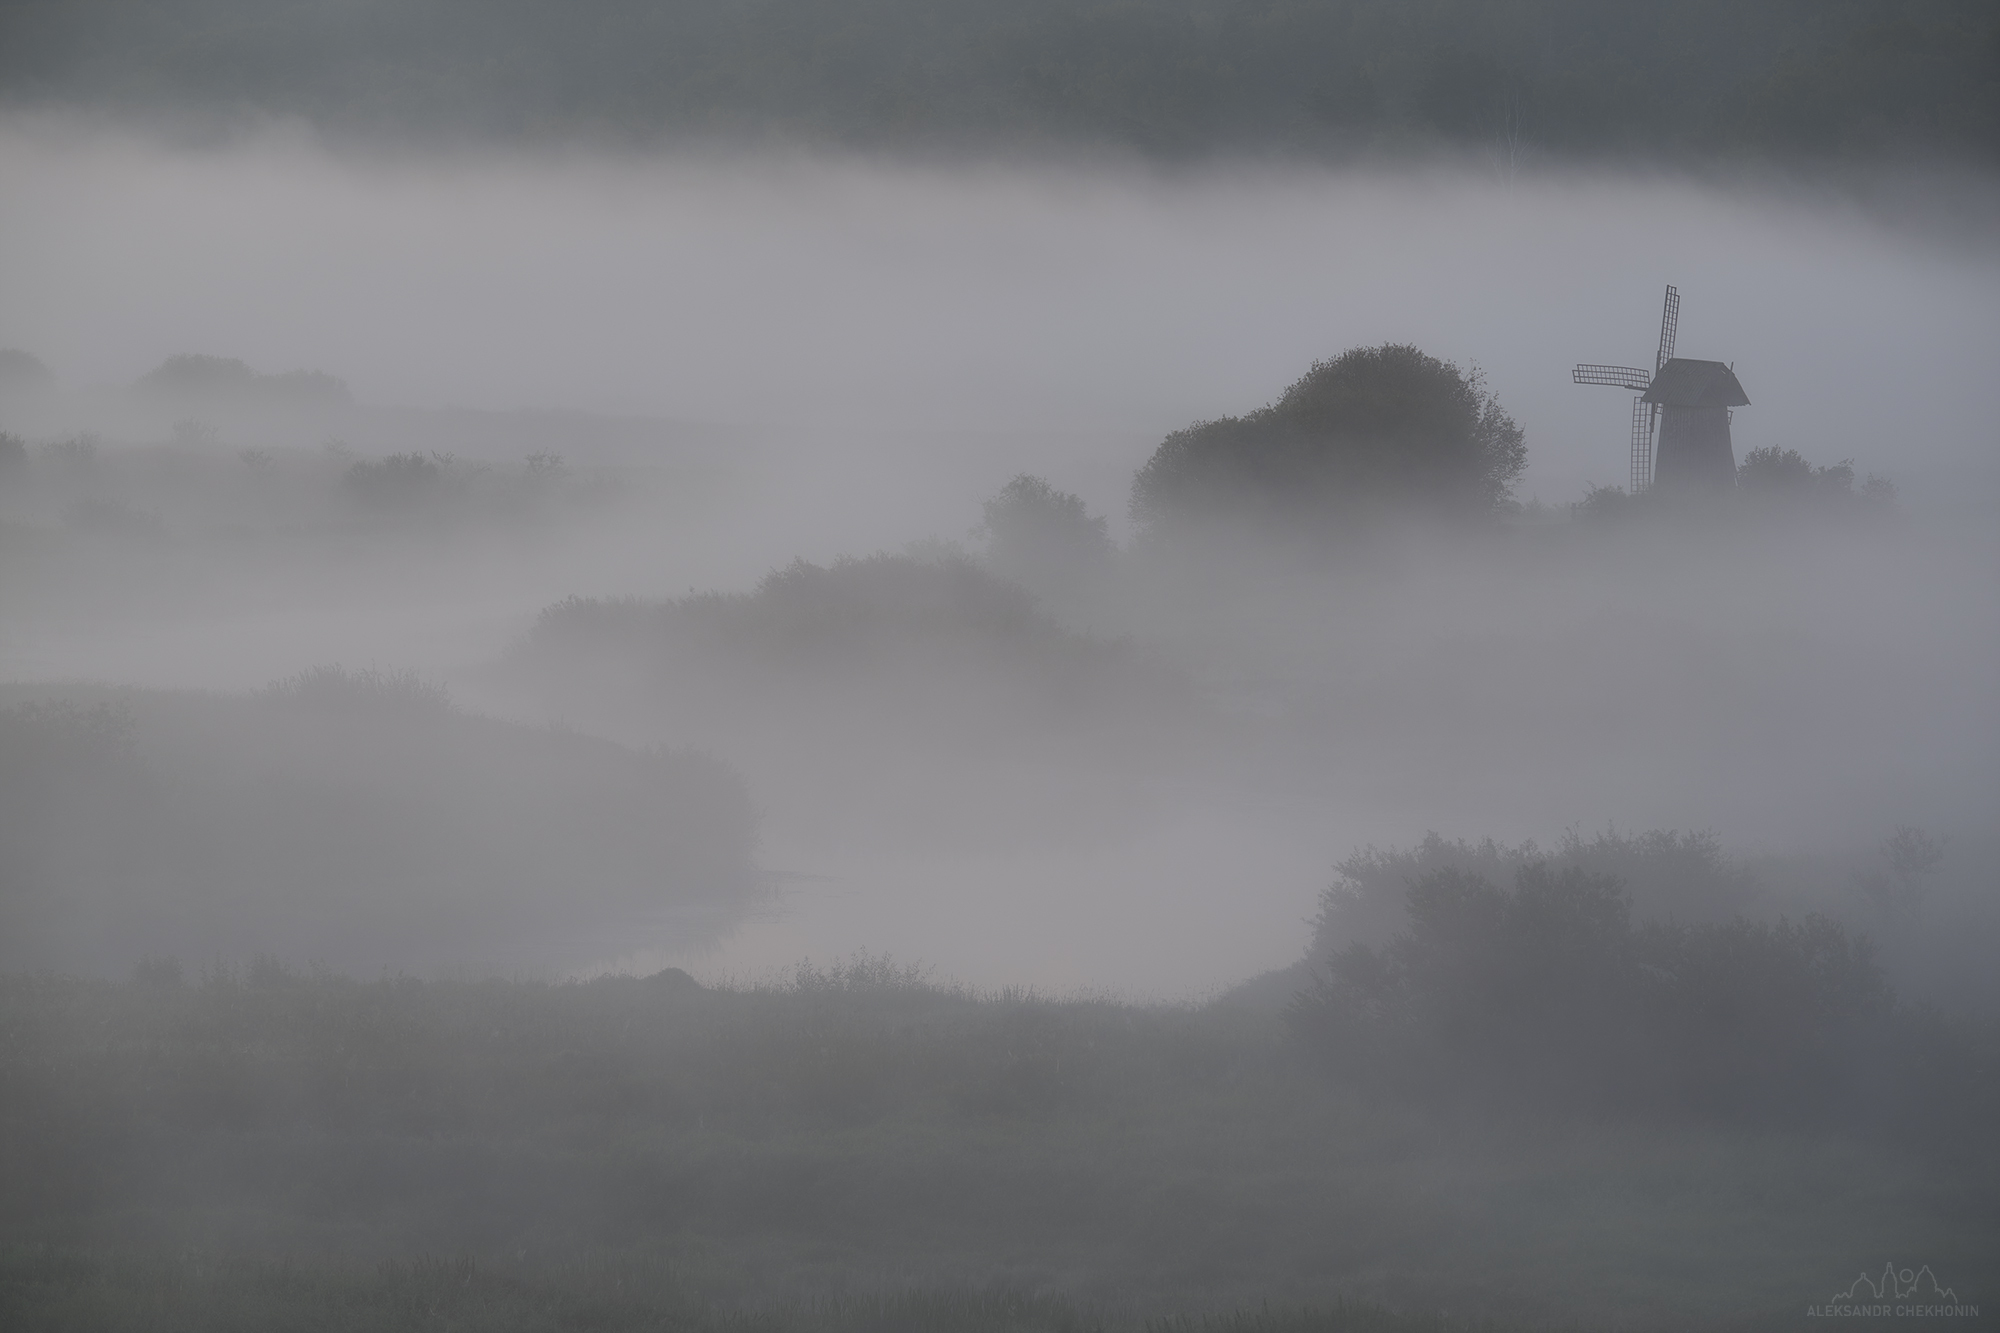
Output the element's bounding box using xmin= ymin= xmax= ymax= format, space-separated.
xmin=1574 ymin=286 xmax=1749 ymax=493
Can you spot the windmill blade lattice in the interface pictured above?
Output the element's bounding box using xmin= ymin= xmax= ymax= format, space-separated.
xmin=1631 ymin=398 xmax=1658 ymax=492
xmin=1656 ymin=285 xmax=1680 ymax=372
xmin=1574 ymin=283 xmax=1742 ymax=495
xmin=1573 ymin=364 xmax=1653 ymax=390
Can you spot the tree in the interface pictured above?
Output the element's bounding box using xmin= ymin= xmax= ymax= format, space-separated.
xmin=1130 ymin=344 xmax=1525 ymax=532
xmin=976 ymin=474 xmax=1113 ymax=594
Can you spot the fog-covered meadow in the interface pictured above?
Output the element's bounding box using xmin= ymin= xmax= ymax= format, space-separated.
xmin=3 ymin=10 xmax=1999 ymax=1322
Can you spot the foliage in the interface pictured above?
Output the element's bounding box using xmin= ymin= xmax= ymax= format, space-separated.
xmin=2 ymin=1 xmax=1994 ymax=163
xmin=532 ymin=553 xmax=1067 ymax=669
xmin=1567 ymin=483 xmax=1642 ymax=523
xmin=134 ymin=353 xmax=351 ymax=408
xmin=38 ymin=435 xmax=96 ymax=473
xmin=1309 ymin=828 xmax=1757 ymax=955
xmin=1131 ymin=346 xmax=1525 ymax=532
xmin=521 ymin=551 xmax=1156 ymax=742
xmin=343 ymin=451 xmax=447 ymax=507
xmin=1853 ymin=825 xmax=1946 ymax=916
xmin=1736 ymin=446 xmax=1895 ymax=512
xmin=1288 ymin=860 xmax=1993 ymax=1131
xmin=1572 ymin=449 xmax=1896 ymax=525
xmin=261 ymin=663 xmax=454 ymax=716
xmin=977 ymin=474 xmax=1114 ymax=594
xmin=0 ymin=962 xmax=1992 ymax=1324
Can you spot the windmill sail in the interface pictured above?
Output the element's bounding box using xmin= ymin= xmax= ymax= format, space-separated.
xmin=1575 ymin=283 xmax=1737 ymax=495
xmin=1573 ymin=364 xmax=1653 ymax=390
xmin=1631 ymin=397 xmax=1658 ymax=492
xmin=1656 ymin=285 xmax=1680 ymax=372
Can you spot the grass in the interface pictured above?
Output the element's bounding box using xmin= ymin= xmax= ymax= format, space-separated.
xmin=0 ymin=1250 xmax=1522 ymax=1333
xmin=0 ymin=962 xmax=1991 ymax=1330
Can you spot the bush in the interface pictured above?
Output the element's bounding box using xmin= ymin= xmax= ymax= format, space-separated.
xmin=1308 ymin=829 xmax=1756 ymax=956
xmin=344 ymin=452 xmax=446 ymax=506
xmin=1735 ymin=446 xmax=1894 ymax=514
xmin=1287 ymin=859 xmax=1991 ymax=1131
xmin=1131 ymin=345 xmax=1525 ymax=533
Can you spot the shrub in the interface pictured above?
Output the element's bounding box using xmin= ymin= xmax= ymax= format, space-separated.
xmin=1736 ymin=446 xmax=1894 ymax=513
xmin=344 ymin=452 xmax=445 ymax=506
xmin=1287 ymin=860 xmax=1956 ymax=1128
xmin=1309 ymin=829 xmax=1755 ymax=957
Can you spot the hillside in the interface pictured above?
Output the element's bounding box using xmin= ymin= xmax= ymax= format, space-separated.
xmin=0 ymin=672 xmax=757 ymax=975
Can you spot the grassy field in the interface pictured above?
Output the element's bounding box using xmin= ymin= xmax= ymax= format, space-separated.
xmin=1 ymin=959 xmax=1991 ymax=1330
xmin=0 ymin=1251 xmax=1507 ymax=1333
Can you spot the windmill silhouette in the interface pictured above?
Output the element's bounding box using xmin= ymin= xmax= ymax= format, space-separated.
xmin=1574 ymin=286 xmax=1748 ymax=493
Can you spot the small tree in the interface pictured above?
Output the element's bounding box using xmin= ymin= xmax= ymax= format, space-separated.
xmin=976 ymin=475 xmax=1113 ymax=593
xmin=1131 ymin=344 xmax=1525 ymax=532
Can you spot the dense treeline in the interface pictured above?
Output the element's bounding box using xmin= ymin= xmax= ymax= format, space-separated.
xmin=1 ymin=0 xmax=1994 ymax=162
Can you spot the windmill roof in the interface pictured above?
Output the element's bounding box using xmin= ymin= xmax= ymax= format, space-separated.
xmin=1643 ymin=358 xmax=1749 ymax=407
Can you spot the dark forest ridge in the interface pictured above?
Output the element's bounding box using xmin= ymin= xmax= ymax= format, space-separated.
xmin=1 ymin=0 xmax=1995 ymax=163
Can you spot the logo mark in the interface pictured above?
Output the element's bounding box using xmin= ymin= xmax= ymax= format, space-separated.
xmin=1833 ymin=1265 xmax=1957 ymax=1303
xmin=1808 ymin=1263 xmax=1976 ymax=1319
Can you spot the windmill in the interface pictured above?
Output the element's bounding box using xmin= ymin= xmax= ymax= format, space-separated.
xmin=1574 ymin=286 xmax=1748 ymax=493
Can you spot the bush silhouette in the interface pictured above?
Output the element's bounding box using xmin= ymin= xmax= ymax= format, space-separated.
xmin=1288 ymin=860 xmax=1923 ymax=1125
xmin=1309 ymin=828 xmax=1757 ymax=955
xmin=1737 ymin=445 xmax=1894 ymax=513
xmin=344 ymin=452 xmax=445 ymax=506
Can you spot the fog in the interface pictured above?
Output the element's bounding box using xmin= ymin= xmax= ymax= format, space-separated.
xmin=7 ymin=86 xmax=2000 ymax=1326
xmin=3 ymin=123 xmax=1997 ymax=999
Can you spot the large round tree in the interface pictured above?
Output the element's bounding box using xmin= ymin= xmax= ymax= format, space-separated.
xmin=1131 ymin=344 xmax=1526 ymax=531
